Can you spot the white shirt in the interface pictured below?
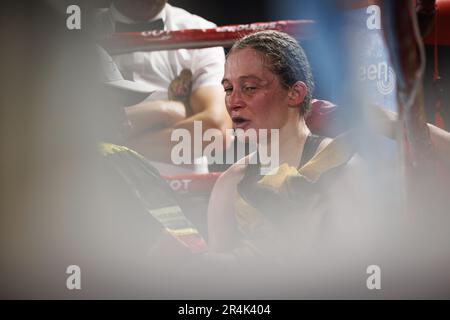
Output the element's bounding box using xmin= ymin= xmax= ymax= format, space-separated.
xmin=97 ymin=4 xmax=226 ymax=175
xmin=99 ymin=3 xmax=225 ymax=101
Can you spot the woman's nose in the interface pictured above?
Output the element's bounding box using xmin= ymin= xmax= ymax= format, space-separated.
xmin=227 ymin=88 xmax=245 ymax=110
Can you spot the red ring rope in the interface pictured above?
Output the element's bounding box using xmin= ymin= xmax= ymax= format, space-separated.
xmin=98 ymin=20 xmax=314 ymax=55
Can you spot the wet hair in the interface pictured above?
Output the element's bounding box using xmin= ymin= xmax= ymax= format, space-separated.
xmin=228 ymin=30 xmax=314 ymax=115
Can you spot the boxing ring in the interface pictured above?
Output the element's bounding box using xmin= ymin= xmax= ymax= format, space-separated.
xmin=97 ymin=1 xmax=450 ymax=253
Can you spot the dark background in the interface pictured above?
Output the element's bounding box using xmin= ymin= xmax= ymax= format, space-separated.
xmin=94 ymin=0 xmax=307 ymax=25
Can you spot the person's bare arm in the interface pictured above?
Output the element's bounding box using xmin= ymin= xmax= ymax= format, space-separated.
xmin=126 ymin=85 xmax=232 ymax=163
xmin=125 ymin=100 xmax=186 ymax=137
xmin=373 ymin=107 xmax=450 ymax=166
xmin=424 ymin=123 xmax=450 ymax=167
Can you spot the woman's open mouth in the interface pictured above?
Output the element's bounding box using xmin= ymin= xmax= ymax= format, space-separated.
xmin=232 ymin=116 xmax=250 ymax=129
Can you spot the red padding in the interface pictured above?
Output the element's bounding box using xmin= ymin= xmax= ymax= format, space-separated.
xmin=306 ymin=99 xmax=348 ymax=138
xmin=424 ymin=0 xmax=450 ymax=45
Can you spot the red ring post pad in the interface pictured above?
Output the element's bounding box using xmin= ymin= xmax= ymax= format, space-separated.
xmin=424 ymin=0 xmax=450 ymax=45
xmin=98 ymin=20 xmax=315 ymax=55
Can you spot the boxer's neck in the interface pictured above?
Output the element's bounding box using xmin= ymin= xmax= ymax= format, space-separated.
xmin=259 ymin=116 xmax=310 ymax=169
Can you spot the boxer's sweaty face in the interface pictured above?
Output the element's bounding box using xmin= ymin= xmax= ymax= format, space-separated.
xmin=223 ymin=48 xmax=290 ymax=133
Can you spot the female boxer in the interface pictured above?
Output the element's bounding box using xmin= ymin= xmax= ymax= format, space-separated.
xmin=207 ymin=31 xmax=357 ymax=258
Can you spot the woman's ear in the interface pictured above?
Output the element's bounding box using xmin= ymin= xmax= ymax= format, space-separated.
xmin=287 ymin=81 xmax=307 ymax=108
